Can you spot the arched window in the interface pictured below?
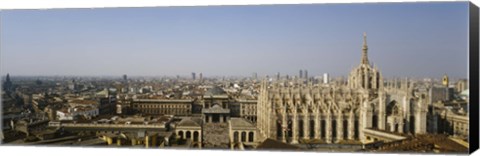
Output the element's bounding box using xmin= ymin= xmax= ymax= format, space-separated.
xmin=186 ymin=131 xmax=191 ymax=139
xmin=178 ymin=131 xmax=184 ymax=139
xmin=234 ymin=131 xmax=239 ymax=142
xmin=193 ymin=131 xmax=199 ymax=142
xmin=248 ymin=132 xmax=254 ymax=142
xmin=241 ymin=132 xmax=247 ymax=142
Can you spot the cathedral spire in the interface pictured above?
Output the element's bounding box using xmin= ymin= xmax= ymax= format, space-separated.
xmin=361 ymin=32 xmax=369 ymax=65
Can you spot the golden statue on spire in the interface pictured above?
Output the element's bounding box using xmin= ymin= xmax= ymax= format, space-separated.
xmin=442 ymin=74 xmax=449 ymax=87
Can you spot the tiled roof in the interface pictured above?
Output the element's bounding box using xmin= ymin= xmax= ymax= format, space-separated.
xmin=69 ymin=100 xmax=98 ymax=105
xmin=177 ymin=117 xmax=202 ymax=127
xmin=204 ymin=86 xmax=227 ymax=96
xmin=230 ymin=118 xmax=255 ymax=128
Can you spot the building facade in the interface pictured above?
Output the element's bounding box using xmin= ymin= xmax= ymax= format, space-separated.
xmin=256 ymin=33 xmax=428 ymax=144
xmin=131 ymin=99 xmax=194 ymax=116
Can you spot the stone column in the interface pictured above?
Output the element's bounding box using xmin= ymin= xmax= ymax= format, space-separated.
xmin=220 ymin=115 xmax=224 ymax=123
xmin=209 ymin=115 xmax=213 ymax=123
xmin=398 ymin=122 xmax=404 ymax=133
xmin=348 ymin=111 xmax=355 ymax=140
xmin=145 ymin=136 xmax=150 ymax=148
xmin=246 ymin=131 xmax=250 ymax=142
xmin=325 ymin=113 xmax=332 ymax=143
xmin=282 ymin=114 xmax=287 ymax=143
xmin=415 ymin=102 xmax=427 ymax=134
xmin=190 ymin=131 xmax=194 ymax=141
xmin=152 ymin=135 xmax=157 ymax=147
xmin=117 ymin=139 xmax=122 ymax=146
xmin=131 ymin=139 xmax=136 ymax=146
xmin=314 ymin=112 xmax=320 ymax=139
xmin=404 ymin=118 xmax=410 ymax=133
xmin=303 ymin=114 xmax=310 ymax=139
xmin=360 ymin=101 xmax=368 ymax=143
xmin=291 ymin=113 xmax=299 ymax=144
xmin=390 ymin=122 xmax=395 ymax=132
xmin=198 ymin=134 xmax=203 ymax=149
xmin=198 ymin=131 xmax=202 ymax=143
xmin=378 ymin=93 xmax=386 ymax=130
xmin=337 ymin=113 xmax=344 ymax=142
xmin=107 ymin=137 xmax=113 ymax=145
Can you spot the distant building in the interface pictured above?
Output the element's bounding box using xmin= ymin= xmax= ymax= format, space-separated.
xmin=323 ymin=73 xmax=329 ymax=84
xmin=99 ymin=96 xmax=116 ymax=115
xmin=438 ymin=109 xmax=469 ymax=140
xmin=131 ymin=99 xmax=194 ymax=116
xmin=299 ymin=70 xmax=303 ymax=79
xmin=304 ymin=70 xmax=308 ymax=79
xmin=48 ymin=115 xmax=174 ymax=147
xmin=192 ymin=72 xmax=196 ymax=80
xmin=238 ymin=99 xmax=257 ymax=123
xmin=428 ymin=86 xmax=454 ymax=104
xmin=455 ymin=79 xmax=468 ymax=93
xmin=2 ymin=73 xmax=13 ymax=92
xmin=56 ymin=106 xmax=99 ymax=121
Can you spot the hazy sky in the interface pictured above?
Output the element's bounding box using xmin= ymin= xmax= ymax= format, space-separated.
xmin=0 ymin=2 xmax=469 ymax=79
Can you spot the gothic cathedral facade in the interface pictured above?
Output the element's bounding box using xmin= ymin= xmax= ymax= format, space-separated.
xmin=256 ymin=33 xmax=428 ymax=144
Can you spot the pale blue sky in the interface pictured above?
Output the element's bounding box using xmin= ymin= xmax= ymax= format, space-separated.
xmin=0 ymin=2 xmax=469 ymax=79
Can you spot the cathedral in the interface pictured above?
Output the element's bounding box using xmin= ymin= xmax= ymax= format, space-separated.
xmin=256 ymin=33 xmax=428 ymax=144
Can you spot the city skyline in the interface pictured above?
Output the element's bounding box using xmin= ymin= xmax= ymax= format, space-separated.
xmin=0 ymin=2 xmax=469 ymax=79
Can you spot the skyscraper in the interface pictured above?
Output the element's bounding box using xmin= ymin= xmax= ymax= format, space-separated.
xmin=192 ymin=72 xmax=196 ymax=80
xmin=3 ymin=73 xmax=13 ymax=92
xmin=299 ymin=70 xmax=303 ymax=79
xmin=304 ymin=70 xmax=308 ymax=79
xmin=323 ymin=73 xmax=329 ymax=84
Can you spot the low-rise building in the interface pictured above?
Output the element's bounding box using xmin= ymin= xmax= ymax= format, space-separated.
xmin=56 ymin=106 xmax=99 ymax=121
xmin=131 ymin=99 xmax=194 ymax=116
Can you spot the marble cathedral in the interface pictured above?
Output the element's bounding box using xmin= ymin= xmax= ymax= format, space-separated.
xmin=256 ymin=33 xmax=428 ymax=144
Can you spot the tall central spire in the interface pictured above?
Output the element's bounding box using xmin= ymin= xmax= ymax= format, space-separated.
xmin=361 ymin=32 xmax=369 ymax=65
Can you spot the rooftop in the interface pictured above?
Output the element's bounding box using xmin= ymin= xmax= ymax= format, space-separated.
xmin=202 ymin=104 xmax=230 ymax=114
xmin=177 ymin=117 xmax=202 ymax=128
xmin=230 ymin=117 xmax=255 ymax=129
xmin=204 ymin=86 xmax=227 ymax=96
xmin=69 ymin=100 xmax=98 ymax=105
xmin=132 ymin=99 xmax=194 ymax=103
